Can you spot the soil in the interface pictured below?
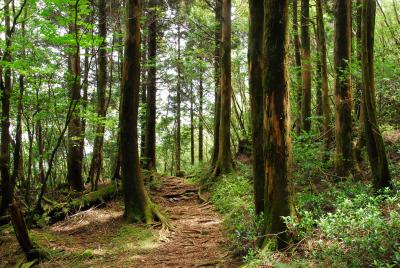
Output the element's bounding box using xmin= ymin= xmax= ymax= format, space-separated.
xmin=138 ymin=176 xmax=240 ymax=267
xmin=0 ymin=176 xmax=240 ymax=268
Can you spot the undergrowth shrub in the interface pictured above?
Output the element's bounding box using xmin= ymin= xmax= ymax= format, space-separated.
xmin=285 ymin=182 xmax=400 ymax=267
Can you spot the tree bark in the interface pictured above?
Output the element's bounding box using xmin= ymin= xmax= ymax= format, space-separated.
xmin=190 ymin=82 xmax=195 ymax=165
xmin=0 ymin=1 xmax=13 ymax=216
xmin=212 ymin=0 xmax=222 ymax=166
xmin=10 ymin=199 xmax=45 ymax=261
xmin=175 ymin=20 xmax=182 ymax=173
xmin=316 ymin=0 xmax=332 ymax=156
xmin=249 ymin=0 xmax=265 ymax=216
xmin=292 ymin=0 xmax=302 ymax=134
xmin=263 ymin=0 xmax=295 ymax=250
xmin=199 ymin=71 xmax=204 ymax=163
xmin=213 ymin=0 xmax=234 ymax=176
xmin=88 ymin=0 xmax=108 ymax=190
xmin=112 ymin=2 xmax=124 ymax=181
xmin=300 ymin=0 xmax=312 ymax=132
xmin=66 ymin=14 xmax=84 ymax=191
xmin=361 ymin=0 xmax=391 ymax=190
xmin=144 ymin=0 xmax=158 ymax=170
xmin=121 ymin=0 xmax=153 ymax=223
xmin=334 ymin=0 xmax=353 ymax=177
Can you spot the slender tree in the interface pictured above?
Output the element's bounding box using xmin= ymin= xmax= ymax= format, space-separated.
xmin=249 ymin=0 xmax=265 ymax=216
xmin=213 ymin=0 xmax=234 ymax=176
xmin=144 ymin=0 xmax=158 ymax=170
xmin=334 ymin=0 xmax=353 ymax=177
xmin=300 ymin=0 xmax=312 ymax=132
xmin=292 ymin=0 xmax=302 ymax=134
xmin=263 ymin=0 xmax=295 ymax=249
xmin=361 ymin=0 xmax=391 ymax=190
xmin=212 ymin=0 xmax=222 ymax=166
xmin=316 ymin=0 xmax=331 ymax=156
xmin=175 ymin=14 xmax=182 ymax=173
xmin=199 ymin=71 xmax=204 ymax=163
xmin=88 ymin=0 xmax=108 ymax=190
xmin=190 ymin=82 xmax=195 ymax=165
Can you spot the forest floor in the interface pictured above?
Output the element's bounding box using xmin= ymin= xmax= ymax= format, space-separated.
xmin=0 ymin=176 xmax=240 ymax=267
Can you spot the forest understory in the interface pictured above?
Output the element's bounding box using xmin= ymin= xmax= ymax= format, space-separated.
xmin=0 ymin=128 xmax=398 ymax=268
xmin=0 ymin=176 xmax=239 ymax=267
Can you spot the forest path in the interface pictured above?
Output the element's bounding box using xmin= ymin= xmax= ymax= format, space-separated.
xmin=136 ymin=176 xmax=239 ymax=267
xmin=0 ymin=177 xmax=239 ymax=267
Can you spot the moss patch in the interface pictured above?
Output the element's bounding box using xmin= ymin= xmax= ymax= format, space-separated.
xmin=111 ymin=224 xmax=157 ymax=252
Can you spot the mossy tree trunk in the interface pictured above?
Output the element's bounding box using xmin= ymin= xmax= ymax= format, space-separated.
xmin=355 ymin=0 xmax=366 ymax=163
xmin=88 ymin=0 xmax=108 ymax=190
xmin=67 ymin=13 xmax=84 ymax=192
xmin=213 ymin=0 xmax=234 ymax=176
xmin=316 ymin=0 xmax=332 ymax=157
xmin=334 ymin=0 xmax=353 ymax=177
xmin=10 ymin=199 xmax=45 ymax=261
xmin=121 ymin=0 xmax=153 ymax=223
xmin=0 ymin=1 xmax=12 ymax=216
xmin=249 ymin=0 xmax=265 ymax=216
xmin=361 ymin=0 xmax=391 ymax=190
xmin=144 ymin=0 xmax=158 ymax=171
xmin=300 ymin=0 xmax=312 ymax=132
xmin=263 ymin=0 xmax=295 ymax=250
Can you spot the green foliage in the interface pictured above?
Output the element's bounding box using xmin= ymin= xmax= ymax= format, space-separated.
xmin=284 ymin=182 xmax=400 ymax=267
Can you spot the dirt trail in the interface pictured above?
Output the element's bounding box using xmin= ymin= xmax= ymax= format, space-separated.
xmin=136 ymin=176 xmax=239 ymax=267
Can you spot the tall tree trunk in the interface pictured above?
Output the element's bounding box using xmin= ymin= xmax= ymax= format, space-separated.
xmin=82 ymin=48 xmax=90 ymax=182
xmin=355 ymin=0 xmax=366 ymax=163
xmin=0 ymin=1 xmax=13 ymax=216
xmin=36 ymin=119 xmax=45 ymax=192
xmin=212 ymin=0 xmax=222 ymax=166
xmin=175 ymin=21 xmax=182 ymax=173
xmin=13 ymin=6 xmax=27 ymax=191
xmin=213 ymin=0 xmax=234 ymax=176
xmin=12 ymin=70 xmax=25 ymax=193
xmin=361 ymin=0 xmax=391 ymax=190
xmin=354 ymin=0 xmax=363 ymax=120
xmin=140 ymin=68 xmax=147 ymax=158
xmin=121 ymin=0 xmax=154 ymax=223
xmin=144 ymin=0 xmax=158 ymax=170
xmin=66 ymin=15 xmax=84 ymax=191
xmin=316 ymin=0 xmax=332 ymax=156
xmin=292 ymin=0 xmax=302 ymax=134
xmin=190 ymin=82 xmax=195 ymax=165
xmin=249 ymin=0 xmax=265 ymax=216
xmin=88 ymin=0 xmax=108 ymax=190
xmin=263 ymin=0 xmax=295 ymax=250
xmin=334 ymin=0 xmax=353 ymax=177
xmin=199 ymin=71 xmax=204 ymax=163
xmin=112 ymin=2 xmax=124 ymax=181
xmin=140 ymin=5 xmax=147 ymax=159
xmin=300 ymin=0 xmax=312 ymax=132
